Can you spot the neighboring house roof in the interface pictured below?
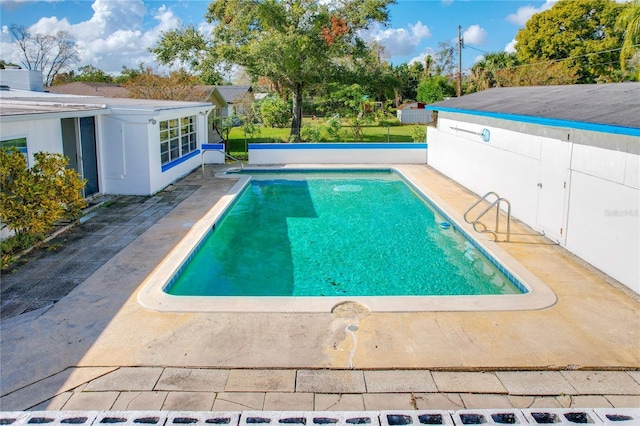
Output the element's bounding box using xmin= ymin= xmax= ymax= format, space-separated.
xmin=426 ymin=83 xmax=640 ymax=133
xmin=215 ymin=85 xmax=253 ymax=104
xmin=47 ymin=82 xmax=129 ymax=98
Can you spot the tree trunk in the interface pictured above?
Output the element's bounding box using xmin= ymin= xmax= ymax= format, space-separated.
xmin=290 ymin=83 xmax=303 ymax=142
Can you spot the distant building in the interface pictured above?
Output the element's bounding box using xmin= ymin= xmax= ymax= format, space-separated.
xmin=397 ymin=102 xmax=431 ymax=124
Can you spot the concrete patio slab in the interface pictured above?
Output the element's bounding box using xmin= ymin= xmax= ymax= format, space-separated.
xmin=155 ymin=368 xmax=229 ymax=392
xmin=459 ymin=394 xmax=514 ymax=409
xmin=364 ymin=370 xmax=437 ymax=393
xmin=413 ymin=393 xmax=464 ymax=410
xmin=432 ymin=372 xmax=507 ymax=394
xmin=362 ymin=393 xmax=415 ymax=410
xmin=84 ymin=367 xmax=163 ymax=392
xmin=212 ymin=392 xmax=266 ymax=411
xmin=161 ymin=391 xmax=216 ymax=410
xmin=569 ymin=395 xmax=614 ymax=408
xmin=62 ymin=391 xmax=119 ymax=410
xmin=494 ymin=371 xmax=576 ymax=395
xmin=296 ymin=370 xmax=366 ymax=393
xmin=111 ymin=391 xmax=168 ymax=410
xmin=263 ymin=392 xmax=314 ymax=411
xmin=314 ymin=394 xmax=365 ymax=411
xmin=561 ymin=371 xmax=640 ymax=395
xmin=226 ymin=370 xmax=295 ymax=392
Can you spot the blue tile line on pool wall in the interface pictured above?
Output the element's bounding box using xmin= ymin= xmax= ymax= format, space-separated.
xmin=248 ymin=143 xmax=428 ymax=150
xmin=161 ymin=149 xmax=201 ymax=173
xmin=163 ymin=179 xmax=252 ymax=294
xmin=164 ymin=169 xmax=528 ymax=296
xmin=395 ymin=170 xmax=529 ymax=295
xmin=426 ymin=106 xmax=640 ymax=137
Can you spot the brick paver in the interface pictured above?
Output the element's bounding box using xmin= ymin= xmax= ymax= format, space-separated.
xmin=432 ymin=371 xmax=507 ymax=394
xmin=364 ymin=370 xmax=437 ymax=393
xmin=212 ymin=392 xmax=266 ymax=411
xmin=111 ymin=391 xmax=168 ymax=410
xmin=561 ymin=371 xmax=640 ymax=395
xmin=61 ymin=391 xmax=119 ymax=410
xmin=495 ymin=371 xmax=576 ymax=396
xmin=314 ymin=394 xmax=365 ymax=411
xmin=263 ymin=392 xmax=314 ymax=411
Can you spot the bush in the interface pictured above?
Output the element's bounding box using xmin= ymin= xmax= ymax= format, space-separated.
xmin=259 ymin=96 xmax=291 ymax=128
xmin=300 ymin=125 xmax=322 ymax=142
xmin=325 ymin=117 xmax=343 ymax=141
xmin=411 ymin=126 xmax=426 ymax=142
xmin=1 ymin=148 xmax=86 ymax=262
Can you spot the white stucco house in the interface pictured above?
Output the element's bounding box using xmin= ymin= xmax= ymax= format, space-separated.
xmin=0 ymin=70 xmax=225 ymax=198
xmin=425 ymin=83 xmax=640 ymax=295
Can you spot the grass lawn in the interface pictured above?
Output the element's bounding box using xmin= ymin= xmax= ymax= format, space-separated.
xmin=226 ymin=121 xmax=423 ymax=160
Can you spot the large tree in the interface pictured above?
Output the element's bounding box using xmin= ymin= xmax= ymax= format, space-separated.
xmin=9 ymin=25 xmax=79 ymax=86
xmin=152 ymin=0 xmax=394 ymax=141
xmin=615 ymin=0 xmax=640 ymax=71
xmin=515 ymin=0 xmax=626 ymax=83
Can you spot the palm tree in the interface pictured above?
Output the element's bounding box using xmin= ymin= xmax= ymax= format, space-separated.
xmin=616 ymin=0 xmax=640 ymax=71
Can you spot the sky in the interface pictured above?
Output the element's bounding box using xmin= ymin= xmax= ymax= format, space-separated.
xmin=0 ymin=0 xmax=569 ymax=78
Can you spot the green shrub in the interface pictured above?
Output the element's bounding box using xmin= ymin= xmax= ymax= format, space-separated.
xmin=0 ymin=148 xmax=86 ymax=262
xmin=259 ymin=96 xmax=291 ymax=128
xmin=325 ymin=117 xmax=343 ymax=141
xmin=411 ymin=126 xmax=426 ymax=142
xmin=300 ymin=125 xmax=322 ymax=142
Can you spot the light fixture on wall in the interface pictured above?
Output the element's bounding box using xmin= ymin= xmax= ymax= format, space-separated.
xmin=149 ymin=119 xmax=157 ymax=125
xmin=199 ymin=111 xmax=205 ymax=116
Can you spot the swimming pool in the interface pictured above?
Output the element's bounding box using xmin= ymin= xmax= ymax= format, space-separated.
xmin=137 ymin=166 xmax=556 ymax=312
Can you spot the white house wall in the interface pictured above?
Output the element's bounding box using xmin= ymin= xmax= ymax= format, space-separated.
xmin=427 ymin=117 xmax=541 ymax=225
xmin=427 ymin=113 xmax=640 ymax=294
xmin=0 ymin=118 xmax=63 ymax=165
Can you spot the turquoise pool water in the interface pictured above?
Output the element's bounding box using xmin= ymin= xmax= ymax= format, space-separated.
xmin=167 ymin=171 xmax=522 ymax=297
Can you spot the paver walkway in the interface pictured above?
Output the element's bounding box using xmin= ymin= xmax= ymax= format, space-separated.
xmin=1 ymin=165 xmax=638 ymax=412
xmin=7 ymin=368 xmax=640 ymax=411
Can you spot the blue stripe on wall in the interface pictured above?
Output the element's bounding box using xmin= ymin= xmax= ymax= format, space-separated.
xmin=202 ymin=143 xmax=225 ymax=150
xmin=161 ymin=149 xmax=201 ymax=173
xmin=425 ymin=106 xmax=640 ymax=137
xmin=248 ymin=143 xmax=427 ymax=150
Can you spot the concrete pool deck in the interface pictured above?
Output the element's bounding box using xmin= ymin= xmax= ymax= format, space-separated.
xmin=0 ymin=164 xmax=639 ymax=411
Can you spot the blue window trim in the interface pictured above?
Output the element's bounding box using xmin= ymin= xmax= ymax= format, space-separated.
xmin=426 ymin=106 xmax=640 ymax=137
xmin=201 ymin=143 xmax=225 ymax=150
xmin=161 ymin=149 xmax=200 ymax=172
xmin=248 ymin=143 xmax=427 ymax=150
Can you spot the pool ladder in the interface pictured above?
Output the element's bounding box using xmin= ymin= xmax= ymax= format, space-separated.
xmin=464 ymin=191 xmax=511 ymax=242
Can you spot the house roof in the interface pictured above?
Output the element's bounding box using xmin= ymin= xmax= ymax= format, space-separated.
xmin=0 ymin=89 xmax=211 ymax=121
xmin=426 ymin=83 xmax=640 ymax=133
xmin=47 ymin=82 xmax=129 ymax=98
xmin=215 ymin=85 xmax=253 ymax=104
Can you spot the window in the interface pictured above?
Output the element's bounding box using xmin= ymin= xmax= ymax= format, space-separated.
xmin=1 ymin=137 xmax=27 ymax=151
xmin=160 ymin=116 xmax=197 ymax=165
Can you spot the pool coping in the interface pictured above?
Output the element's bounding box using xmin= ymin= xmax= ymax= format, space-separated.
xmin=137 ymin=165 xmax=557 ymax=313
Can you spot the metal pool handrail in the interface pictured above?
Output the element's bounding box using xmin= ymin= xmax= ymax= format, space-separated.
xmin=202 ymin=149 xmax=243 ymax=176
xmin=464 ymin=191 xmax=511 ymax=242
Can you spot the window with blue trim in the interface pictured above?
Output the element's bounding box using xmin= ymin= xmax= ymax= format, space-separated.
xmin=160 ymin=116 xmax=196 ymax=166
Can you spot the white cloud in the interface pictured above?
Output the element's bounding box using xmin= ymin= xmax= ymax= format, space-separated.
xmin=506 ymin=0 xmax=558 ymax=26
xmin=15 ymin=0 xmax=184 ymax=74
xmin=463 ymin=24 xmax=487 ymax=45
xmin=408 ymin=47 xmax=436 ymax=66
xmin=362 ymin=21 xmax=431 ymax=58
xmin=504 ymin=39 xmax=517 ymax=53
